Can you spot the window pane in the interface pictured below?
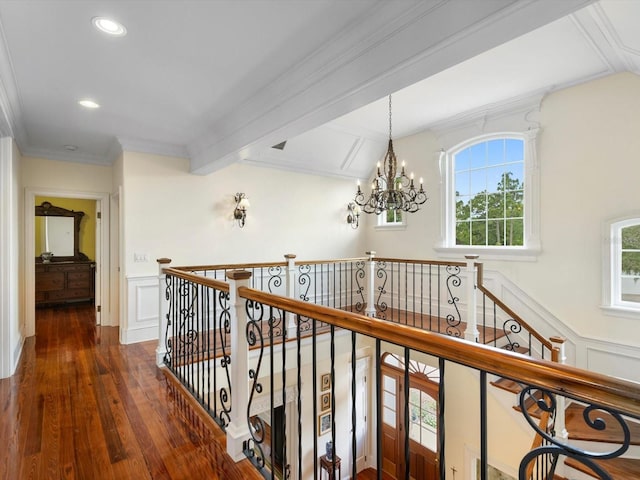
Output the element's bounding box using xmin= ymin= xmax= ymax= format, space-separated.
xmin=456 ymin=221 xmax=471 ymax=245
xmin=455 ymin=171 xmax=470 ymax=196
xmin=455 ymin=148 xmax=471 ymax=171
xmin=471 ymin=194 xmax=487 ymax=219
xmin=504 ymin=165 xmax=524 ymax=188
xmin=505 ymin=219 xmax=524 ymax=246
xmin=383 ymin=406 xmax=395 ymax=427
xmin=486 ymin=166 xmax=505 ymax=193
xmin=383 ymin=375 xmax=395 ymax=392
xmin=471 ymin=221 xmax=486 ymax=246
xmin=505 ymin=139 xmax=524 ymax=162
xmin=622 ymin=252 xmax=640 ymax=276
xmin=470 ymin=143 xmax=486 ymax=167
xmin=469 ymin=169 xmax=486 ymax=196
xmin=383 ymin=391 xmax=395 ymax=409
xmin=456 ymin=195 xmax=471 ymax=220
xmin=487 ymin=220 xmax=504 ymax=246
xmin=487 ymin=139 xmax=505 ymax=166
xmin=487 ymin=192 xmax=504 ymax=219
xmin=622 ymin=225 xmax=640 ymax=249
xmin=505 ymin=191 xmax=523 ymax=217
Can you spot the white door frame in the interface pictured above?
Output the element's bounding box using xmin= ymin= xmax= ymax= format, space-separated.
xmin=24 ymin=187 xmax=111 ymax=335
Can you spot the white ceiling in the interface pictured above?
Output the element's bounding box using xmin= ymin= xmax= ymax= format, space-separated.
xmin=0 ymin=0 xmax=637 ymax=179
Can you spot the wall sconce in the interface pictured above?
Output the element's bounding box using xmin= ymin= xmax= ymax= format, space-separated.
xmin=347 ymin=202 xmax=361 ymax=229
xmin=234 ymin=193 xmax=250 ymax=227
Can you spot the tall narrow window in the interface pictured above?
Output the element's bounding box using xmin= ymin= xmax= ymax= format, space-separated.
xmin=454 ymin=138 xmax=524 ymax=246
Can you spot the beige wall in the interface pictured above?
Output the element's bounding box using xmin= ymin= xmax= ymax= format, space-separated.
xmin=121 ymin=151 xmax=365 ymax=277
xmin=364 ymin=72 xmax=640 ymax=354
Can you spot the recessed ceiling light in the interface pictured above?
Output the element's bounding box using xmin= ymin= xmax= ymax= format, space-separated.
xmin=64 ymin=145 xmax=78 ymax=151
xmin=78 ymin=99 xmax=100 ymax=109
xmin=92 ymin=16 xmax=127 ymax=37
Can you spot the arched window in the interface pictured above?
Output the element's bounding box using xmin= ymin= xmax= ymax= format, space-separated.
xmin=438 ymin=131 xmax=540 ymax=260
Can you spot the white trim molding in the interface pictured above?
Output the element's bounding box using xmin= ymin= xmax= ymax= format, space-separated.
xmin=122 ymin=275 xmax=159 ymax=344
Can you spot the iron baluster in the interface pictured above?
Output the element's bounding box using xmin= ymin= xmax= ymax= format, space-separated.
xmin=445 ymin=265 xmax=462 ymax=337
xmin=376 ymin=261 xmax=388 ymax=319
xmin=217 ymin=290 xmax=232 ymax=428
xmin=244 ymin=299 xmax=267 ymax=473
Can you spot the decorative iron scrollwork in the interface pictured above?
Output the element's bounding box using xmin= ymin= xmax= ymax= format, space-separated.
xmin=267 ymin=266 xmax=282 ymax=293
xmin=217 ymin=290 xmax=232 ymax=428
xmin=502 ymin=318 xmax=524 ymax=354
xmin=298 ymin=264 xmax=311 ymax=302
xmin=163 ymin=275 xmax=174 ymax=366
xmin=376 ymin=261 xmax=388 ymax=319
xmin=354 ymin=260 xmax=366 ymax=313
xmin=518 ymin=386 xmax=631 ymax=480
xmin=445 ymin=265 xmax=462 ymax=337
xmin=245 ymin=299 xmax=267 ymax=472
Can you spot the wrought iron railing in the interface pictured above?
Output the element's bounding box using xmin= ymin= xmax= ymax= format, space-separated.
xmin=161 ymin=268 xmax=233 ymax=430
xmin=475 ymin=262 xmax=557 ymax=362
xmin=157 ymin=264 xmax=640 ymax=480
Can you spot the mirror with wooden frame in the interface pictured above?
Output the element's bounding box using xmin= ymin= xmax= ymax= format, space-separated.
xmin=35 ymin=201 xmax=88 ymax=262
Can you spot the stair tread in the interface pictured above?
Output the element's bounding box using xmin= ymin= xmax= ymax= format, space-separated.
xmin=490 ymin=377 xmax=523 ymax=394
xmin=566 ymin=403 xmax=640 ymax=445
xmin=565 ymin=456 xmax=640 ymax=479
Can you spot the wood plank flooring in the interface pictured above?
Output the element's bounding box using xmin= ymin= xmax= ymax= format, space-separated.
xmin=0 ymin=304 xmax=262 ymax=480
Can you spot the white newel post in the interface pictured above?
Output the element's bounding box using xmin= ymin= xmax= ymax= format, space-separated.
xmin=464 ymin=255 xmax=479 ymax=342
xmin=550 ymin=336 xmax=569 ymax=439
xmin=365 ymin=251 xmax=377 ymax=317
xmin=156 ymin=258 xmax=172 ymax=367
xmin=285 ymin=254 xmax=297 ymax=337
xmin=225 ymin=269 xmax=252 ymax=461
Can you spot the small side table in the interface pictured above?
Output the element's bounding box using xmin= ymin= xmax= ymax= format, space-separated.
xmin=319 ymin=454 xmax=341 ymax=480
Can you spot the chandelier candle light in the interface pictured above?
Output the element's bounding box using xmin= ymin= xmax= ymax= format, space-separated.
xmin=354 ymin=94 xmax=427 ymax=214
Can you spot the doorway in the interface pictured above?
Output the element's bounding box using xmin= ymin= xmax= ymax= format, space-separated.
xmin=24 ymin=188 xmax=111 ymax=336
xmin=381 ymin=352 xmax=440 ymax=480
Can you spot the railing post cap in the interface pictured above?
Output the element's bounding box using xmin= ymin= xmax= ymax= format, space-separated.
xmin=549 ymin=336 xmax=566 ymax=344
xmin=226 ymin=269 xmax=252 ymax=280
xmin=464 ymin=254 xmax=479 ymax=260
xmin=284 ymin=254 xmax=297 ymax=259
xmin=366 ymin=251 xmax=376 ymax=256
xmin=157 ymin=258 xmax=172 ymax=264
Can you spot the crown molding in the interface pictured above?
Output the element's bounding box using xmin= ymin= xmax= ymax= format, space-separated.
xmin=117 ymin=137 xmax=189 ymax=160
xmin=20 ymin=145 xmax=111 ymax=166
xmin=188 ymin=0 xmax=595 ymax=176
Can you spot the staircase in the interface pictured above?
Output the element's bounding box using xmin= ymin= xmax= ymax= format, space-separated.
xmin=491 ymin=377 xmax=640 ymax=479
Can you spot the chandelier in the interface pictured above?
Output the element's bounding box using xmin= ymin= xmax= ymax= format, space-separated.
xmin=354 ymin=94 xmax=427 ymax=214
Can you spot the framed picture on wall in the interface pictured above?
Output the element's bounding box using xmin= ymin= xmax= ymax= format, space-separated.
xmin=318 ymin=412 xmax=331 ymax=435
xmin=320 ymin=392 xmax=331 ymax=412
xmin=321 ymin=373 xmax=331 ymax=391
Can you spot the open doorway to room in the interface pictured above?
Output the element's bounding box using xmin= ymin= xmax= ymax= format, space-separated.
xmin=381 ymin=352 xmax=440 ymax=480
xmin=24 ymin=188 xmax=111 ymax=337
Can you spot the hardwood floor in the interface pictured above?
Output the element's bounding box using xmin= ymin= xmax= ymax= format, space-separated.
xmin=0 ymin=304 xmax=262 ymax=480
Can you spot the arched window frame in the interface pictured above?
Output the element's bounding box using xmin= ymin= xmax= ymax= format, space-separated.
xmin=602 ymin=216 xmax=640 ymax=318
xmin=436 ymin=129 xmax=541 ymax=261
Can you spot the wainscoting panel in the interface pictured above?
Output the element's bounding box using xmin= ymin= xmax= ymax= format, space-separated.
xmin=123 ymin=275 xmax=159 ymax=344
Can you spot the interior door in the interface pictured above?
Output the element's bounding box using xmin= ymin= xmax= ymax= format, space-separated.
xmin=381 ymin=365 xmax=439 ymax=480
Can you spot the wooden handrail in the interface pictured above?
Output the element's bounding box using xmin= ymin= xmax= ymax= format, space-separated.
xmin=238 ymin=286 xmax=640 ymax=419
xmin=374 ymin=257 xmax=466 ymax=267
xmin=293 ymin=257 xmax=368 ymax=266
xmin=163 ymin=267 xmax=230 ymax=293
xmin=475 ymin=263 xmax=556 ymax=360
xmin=172 ymin=261 xmax=287 ymax=272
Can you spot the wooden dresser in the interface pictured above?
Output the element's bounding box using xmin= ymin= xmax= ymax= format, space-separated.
xmin=35 ymin=261 xmax=96 ymax=307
